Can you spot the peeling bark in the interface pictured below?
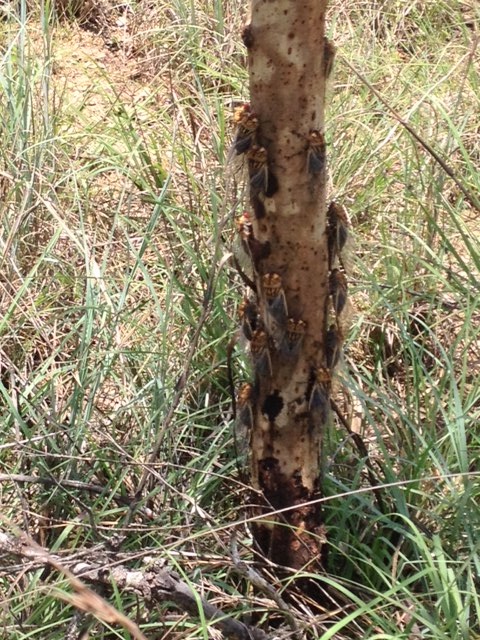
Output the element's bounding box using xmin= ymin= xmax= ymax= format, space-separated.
xmin=234 ymin=0 xmax=338 ymax=572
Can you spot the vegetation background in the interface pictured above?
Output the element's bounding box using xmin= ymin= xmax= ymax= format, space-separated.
xmin=0 ymin=0 xmax=479 ymax=638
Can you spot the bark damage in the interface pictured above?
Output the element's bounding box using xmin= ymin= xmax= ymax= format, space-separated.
xmin=234 ymin=0 xmax=338 ymax=572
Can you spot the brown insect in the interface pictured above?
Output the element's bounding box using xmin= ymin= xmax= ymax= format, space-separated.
xmin=323 ymin=37 xmax=336 ymax=80
xmin=235 ymin=211 xmax=253 ymax=245
xmin=262 ymin=272 xmax=283 ymax=300
xmin=232 ymin=102 xmax=252 ymax=124
xmin=327 ymin=201 xmax=350 ymax=270
xmin=235 ymin=211 xmax=271 ymax=267
xmin=247 ymin=145 xmax=278 ymax=197
xmin=325 ymin=324 xmax=343 ymax=369
xmin=238 ymin=297 xmax=259 ymax=341
xmin=250 ymin=328 xmax=272 ymax=376
xmin=280 ymin=318 xmax=307 ymax=358
xmin=232 ymin=212 xmax=256 ymax=290
xmin=234 ymin=381 xmax=255 ymax=481
xmin=233 ymin=103 xmax=259 ymax=155
xmin=307 ymin=130 xmax=326 ymax=175
xmin=309 ymin=366 xmax=331 ymax=427
xmin=329 ymin=268 xmax=348 ymax=316
xmin=262 ymin=272 xmax=288 ymax=325
xmin=237 ymin=382 xmax=255 ymax=428
xmin=247 ymin=144 xmax=269 ymax=190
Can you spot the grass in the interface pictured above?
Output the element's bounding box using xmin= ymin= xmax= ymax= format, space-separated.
xmin=0 ymin=0 xmax=479 ymax=638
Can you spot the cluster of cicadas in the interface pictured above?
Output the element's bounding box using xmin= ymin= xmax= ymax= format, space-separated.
xmin=232 ymin=217 xmax=308 ymax=434
xmin=232 ymin=102 xmax=329 ymax=190
xmin=232 ymin=103 xmax=279 ymax=200
xmin=308 ymin=201 xmax=351 ymax=425
xmin=234 ymin=270 xmax=306 ymax=435
xmin=239 ymin=272 xmax=306 ymax=374
xmin=230 ymin=91 xmax=349 ymax=434
xmin=326 ymin=200 xmax=350 ymax=369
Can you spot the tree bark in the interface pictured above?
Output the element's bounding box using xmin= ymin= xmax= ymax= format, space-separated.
xmin=236 ymin=0 xmax=338 ymax=572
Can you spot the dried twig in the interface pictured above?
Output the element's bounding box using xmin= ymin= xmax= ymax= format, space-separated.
xmin=0 ymin=528 xmax=269 ymax=640
xmin=0 ymin=530 xmax=148 ymax=640
xmin=230 ymin=531 xmax=301 ymax=639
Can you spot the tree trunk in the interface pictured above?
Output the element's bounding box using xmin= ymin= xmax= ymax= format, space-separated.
xmin=234 ymin=0 xmax=342 ymax=573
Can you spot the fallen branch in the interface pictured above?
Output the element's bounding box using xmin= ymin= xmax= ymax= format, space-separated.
xmin=0 ymin=528 xmax=269 ymax=640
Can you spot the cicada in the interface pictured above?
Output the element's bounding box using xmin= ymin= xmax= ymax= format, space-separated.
xmin=309 ymin=366 xmax=331 ymax=427
xmin=233 ymin=103 xmax=259 ymax=155
xmin=329 ymin=268 xmax=348 ymax=317
xmin=247 ymin=144 xmax=269 ymax=190
xmin=247 ymin=145 xmax=279 ymax=197
xmin=235 ymin=211 xmax=271 ymax=269
xmin=307 ymin=130 xmax=326 ymax=175
xmin=280 ymin=318 xmax=306 ymax=359
xmin=238 ymin=297 xmax=259 ymax=341
xmin=250 ymin=328 xmax=272 ymax=376
xmin=327 ymin=201 xmax=350 ymax=271
xmin=325 ymin=324 xmax=343 ymax=370
xmin=234 ymin=381 xmax=255 ymax=481
xmin=262 ymin=272 xmax=288 ymax=326
xmin=236 ymin=382 xmax=255 ymax=429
